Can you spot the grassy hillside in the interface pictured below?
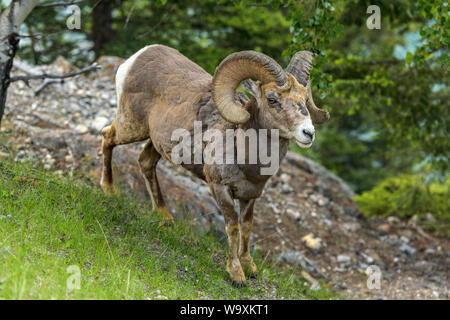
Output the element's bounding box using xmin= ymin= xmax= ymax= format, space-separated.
xmin=0 ymin=160 xmax=335 ymax=300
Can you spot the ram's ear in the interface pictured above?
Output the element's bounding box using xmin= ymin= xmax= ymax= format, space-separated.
xmin=241 ymin=79 xmax=261 ymax=98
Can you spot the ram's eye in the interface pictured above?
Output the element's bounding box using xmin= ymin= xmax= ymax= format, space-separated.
xmin=267 ymin=98 xmax=277 ymax=105
xmin=298 ymin=103 xmax=308 ymax=116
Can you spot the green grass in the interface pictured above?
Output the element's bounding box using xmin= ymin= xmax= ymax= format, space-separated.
xmin=0 ymin=159 xmax=335 ymax=300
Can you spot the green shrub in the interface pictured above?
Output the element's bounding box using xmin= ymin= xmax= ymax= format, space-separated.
xmin=354 ymin=174 xmax=449 ymax=236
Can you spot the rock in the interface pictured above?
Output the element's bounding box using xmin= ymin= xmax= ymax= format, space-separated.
xmin=277 ymin=250 xmax=325 ymax=279
xmin=300 ymin=270 xmax=319 ymax=286
xmin=281 ymin=184 xmax=293 ymax=193
xmin=401 ymin=229 xmax=412 ymax=238
xmin=408 ymin=215 xmax=419 ymax=226
xmin=382 ymin=235 xmax=400 ymax=246
xmin=267 ymin=203 xmax=280 ymax=214
xmin=399 ymin=244 xmax=416 ymax=256
xmin=310 ymin=194 xmax=329 ymax=207
xmin=55 ymin=56 xmax=78 ymax=73
xmin=364 ymin=249 xmax=382 ymax=265
xmin=360 ymin=252 xmax=374 ymax=264
xmin=317 ymin=196 xmax=329 ymax=207
xmin=74 ymin=124 xmax=89 ymax=134
xmin=387 ymin=216 xmax=401 ymax=225
xmin=285 ymin=152 xmax=355 ymax=199
xmin=286 ymin=208 xmax=301 ymax=221
xmin=378 ymin=223 xmax=390 ymax=234
xmin=337 ymin=255 xmax=351 ymax=266
xmin=28 ymin=127 xmax=68 ymax=150
xmin=91 ymin=116 xmax=109 ymax=133
xmin=301 ymin=234 xmax=322 ymax=251
xmin=279 ymin=173 xmax=291 ymax=183
xmin=64 ymin=154 xmax=73 ymax=163
xmin=414 ymin=260 xmax=430 ymax=273
xmin=323 ymin=218 xmax=333 ymax=227
xmin=342 ymin=222 xmax=361 ymax=232
xmin=108 ymin=98 xmax=117 ymax=107
xmin=97 ymin=56 xmax=124 ymax=80
xmin=400 ymin=235 xmax=410 ymax=244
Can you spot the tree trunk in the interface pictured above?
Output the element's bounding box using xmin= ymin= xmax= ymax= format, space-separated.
xmin=92 ymin=0 xmax=113 ymax=59
xmin=0 ymin=33 xmax=19 ymax=125
xmin=0 ymin=0 xmax=40 ymax=127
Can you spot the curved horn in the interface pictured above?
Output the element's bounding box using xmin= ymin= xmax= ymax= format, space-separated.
xmin=286 ymin=51 xmax=330 ymax=124
xmin=286 ymin=51 xmax=313 ymax=87
xmin=306 ymin=83 xmax=330 ymax=124
xmin=213 ymin=51 xmax=288 ymax=124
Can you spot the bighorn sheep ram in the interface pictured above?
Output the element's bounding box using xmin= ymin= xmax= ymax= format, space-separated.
xmin=100 ymin=44 xmax=329 ymax=284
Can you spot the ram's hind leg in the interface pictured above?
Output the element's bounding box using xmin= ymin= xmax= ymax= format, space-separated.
xmin=138 ymin=140 xmax=174 ymax=224
xmin=100 ymin=121 xmax=118 ymax=194
xmin=101 ymin=120 xmax=148 ymax=194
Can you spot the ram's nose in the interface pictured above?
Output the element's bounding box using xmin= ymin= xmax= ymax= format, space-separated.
xmin=302 ymin=128 xmax=315 ymax=141
xmin=294 ymin=120 xmax=315 ymax=148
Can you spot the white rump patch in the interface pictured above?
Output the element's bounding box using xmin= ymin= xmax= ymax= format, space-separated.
xmin=115 ymin=45 xmax=157 ymax=105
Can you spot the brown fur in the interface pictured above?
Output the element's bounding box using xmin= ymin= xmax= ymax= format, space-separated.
xmin=101 ymin=45 xmax=315 ymax=283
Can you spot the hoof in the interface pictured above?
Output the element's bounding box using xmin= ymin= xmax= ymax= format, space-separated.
xmin=227 ymin=258 xmax=246 ymax=285
xmin=157 ymin=208 xmax=174 ymax=228
xmin=232 ymin=281 xmax=247 ymax=288
xmin=239 ymin=255 xmax=258 ymax=277
xmin=100 ymin=180 xmax=116 ymax=195
xmin=158 ymin=219 xmax=174 ymax=228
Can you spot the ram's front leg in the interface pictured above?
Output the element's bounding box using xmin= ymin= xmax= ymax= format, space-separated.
xmin=239 ymin=199 xmax=257 ymax=277
xmin=211 ymin=184 xmax=246 ymax=284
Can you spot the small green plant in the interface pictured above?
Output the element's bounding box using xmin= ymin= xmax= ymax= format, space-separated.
xmin=354 ymin=174 xmax=449 ymax=237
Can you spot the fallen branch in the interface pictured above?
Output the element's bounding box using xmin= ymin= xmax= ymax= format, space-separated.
xmin=34 ymin=78 xmax=64 ymax=96
xmin=9 ymin=62 xmax=100 ymax=86
xmin=12 ymin=59 xmax=51 ymax=93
